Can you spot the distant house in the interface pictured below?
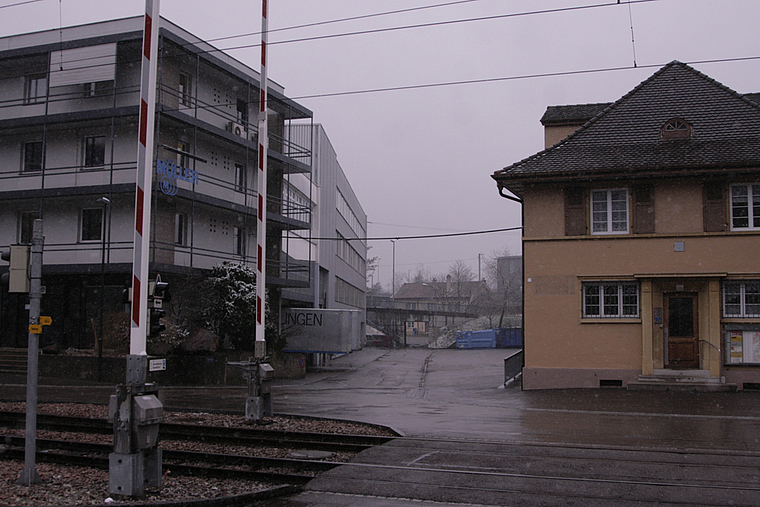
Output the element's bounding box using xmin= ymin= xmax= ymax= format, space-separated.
xmin=493 ymin=61 xmax=760 ymax=390
xmin=392 ymin=277 xmax=491 ymax=334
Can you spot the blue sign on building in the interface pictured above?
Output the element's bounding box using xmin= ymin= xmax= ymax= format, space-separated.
xmin=156 ymin=159 xmax=199 ymax=196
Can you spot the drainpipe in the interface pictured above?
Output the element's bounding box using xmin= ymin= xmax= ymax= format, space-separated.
xmin=497 ymin=182 xmax=525 ymax=389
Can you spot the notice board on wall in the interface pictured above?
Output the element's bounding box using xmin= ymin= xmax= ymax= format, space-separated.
xmin=727 ymin=329 xmax=760 ymax=365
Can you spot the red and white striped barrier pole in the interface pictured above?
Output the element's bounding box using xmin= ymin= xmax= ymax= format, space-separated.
xmin=255 ymin=0 xmax=269 ymax=360
xmin=130 ymin=0 xmax=160 ymax=361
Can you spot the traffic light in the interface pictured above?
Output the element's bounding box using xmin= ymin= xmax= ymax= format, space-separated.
xmin=1 ymin=245 xmax=31 ymax=293
xmin=149 ymin=307 xmax=166 ymax=338
xmin=153 ymin=280 xmax=169 ymax=300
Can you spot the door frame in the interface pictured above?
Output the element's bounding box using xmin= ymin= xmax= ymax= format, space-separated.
xmin=664 ymin=292 xmax=700 ymax=369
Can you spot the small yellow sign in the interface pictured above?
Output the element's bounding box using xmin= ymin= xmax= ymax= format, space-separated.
xmin=40 ymin=316 xmax=52 ymax=326
xmin=29 ymin=324 xmax=43 ymax=334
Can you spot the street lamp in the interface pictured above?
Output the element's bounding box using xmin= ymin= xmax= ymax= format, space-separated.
xmin=96 ymin=196 xmax=111 ymax=382
xmin=390 ymin=239 xmax=396 ymax=300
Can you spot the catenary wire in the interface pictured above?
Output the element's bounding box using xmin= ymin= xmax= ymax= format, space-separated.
xmin=302 ymin=226 xmax=522 ymax=242
xmin=204 ymin=0 xmax=485 ymax=45
xmin=215 ymin=0 xmax=661 ymax=52
xmin=290 ymin=56 xmax=760 ymax=101
xmin=0 ymin=0 xmax=45 ymax=10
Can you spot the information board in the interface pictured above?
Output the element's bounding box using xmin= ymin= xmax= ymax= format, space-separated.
xmin=727 ymin=329 xmax=760 ymax=365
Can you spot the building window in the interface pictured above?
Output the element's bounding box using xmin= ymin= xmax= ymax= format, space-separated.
xmin=83 ymin=80 xmax=112 ymax=97
xmin=237 ymin=99 xmax=248 ymax=125
xmin=235 ymin=163 xmax=246 ymax=191
xmin=661 ymin=117 xmax=692 ymax=139
xmin=175 ymin=213 xmax=188 ymax=246
xmin=177 ymin=141 xmax=190 ymax=168
xmin=179 ymin=73 xmax=192 ymax=107
xmin=723 ymin=281 xmax=760 ymax=318
xmin=336 ymin=277 xmax=363 ymax=308
xmin=591 ymin=188 xmax=628 ymax=234
xmin=80 ymin=208 xmax=103 ymax=242
xmin=19 ymin=211 xmax=40 ymax=244
xmin=25 ymin=73 xmax=47 ymax=104
xmin=84 ymin=136 xmax=106 ymax=168
xmin=233 ymin=227 xmax=246 ymax=256
xmin=23 ymin=141 xmax=43 ymax=172
xmin=730 ymin=184 xmax=760 ymax=230
xmin=583 ymin=282 xmax=639 ymax=318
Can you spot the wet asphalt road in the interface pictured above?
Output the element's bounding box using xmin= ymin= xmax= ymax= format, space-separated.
xmin=261 ymin=348 xmax=760 ymax=506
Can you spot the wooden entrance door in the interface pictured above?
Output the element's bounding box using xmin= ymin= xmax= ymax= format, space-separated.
xmin=665 ymin=294 xmax=699 ymax=369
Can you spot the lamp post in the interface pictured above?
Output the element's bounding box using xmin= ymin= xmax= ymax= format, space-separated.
xmin=96 ymin=196 xmax=110 ymax=382
xmin=391 ymin=239 xmax=396 ymax=299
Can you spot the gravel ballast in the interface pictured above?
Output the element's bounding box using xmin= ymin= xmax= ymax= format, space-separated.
xmin=0 ymin=402 xmax=396 ymax=506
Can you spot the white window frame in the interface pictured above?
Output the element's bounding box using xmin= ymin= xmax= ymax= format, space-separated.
xmin=233 ymin=226 xmax=246 ymax=256
xmin=24 ymin=73 xmax=47 ymax=104
xmin=235 ymin=163 xmax=246 ymax=192
xmin=83 ymin=135 xmax=106 ymax=168
xmin=179 ymin=73 xmax=192 ymax=107
xmin=729 ymin=184 xmax=760 ymax=231
xmin=175 ymin=213 xmax=188 ymax=246
xmin=80 ymin=208 xmax=103 ymax=242
xmin=23 ymin=141 xmax=44 ymax=173
xmin=591 ymin=188 xmax=629 ymax=235
xmin=583 ymin=282 xmax=639 ymax=319
xmin=723 ymin=280 xmax=760 ymax=318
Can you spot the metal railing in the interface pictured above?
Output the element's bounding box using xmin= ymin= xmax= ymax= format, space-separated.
xmin=504 ymin=349 xmax=524 ymax=385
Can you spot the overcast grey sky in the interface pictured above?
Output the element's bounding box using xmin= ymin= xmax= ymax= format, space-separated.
xmin=1 ymin=0 xmax=758 ymax=291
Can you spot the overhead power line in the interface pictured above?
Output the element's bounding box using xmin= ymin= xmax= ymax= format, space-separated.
xmin=290 ymin=56 xmax=760 ymax=101
xmin=0 ymin=0 xmax=45 ymax=10
xmin=204 ymin=0 xmax=484 ymax=45
xmin=308 ymin=226 xmax=522 ymax=242
xmin=216 ymin=0 xmax=661 ymax=52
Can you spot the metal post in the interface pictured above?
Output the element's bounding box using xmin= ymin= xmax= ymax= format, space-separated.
xmin=98 ymin=197 xmax=110 ymax=382
xmin=130 ymin=0 xmax=160 ymax=360
xmin=391 ymin=239 xmax=396 ymax=297
xmin=18 ymin=219 xmax=43 ymax=486
xmin=255 ymin=0 xmax=270 ymax=361
xmin=110 ymin=0 xmax=162 ymax=498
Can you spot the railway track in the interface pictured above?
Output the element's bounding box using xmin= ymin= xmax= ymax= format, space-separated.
xmin=0 ymin=410 xmax=397 ymax=491
xmin=1 ymin=435 xmax=335 ymax=485
xmin=0 ymin=411 xmax=394 ymax=453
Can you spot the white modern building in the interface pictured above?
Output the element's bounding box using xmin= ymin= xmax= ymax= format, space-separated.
xmin=0 ymin=17 xmax=366 ymax=353
xmin=282 ymin=124 xmax=368 ymax=352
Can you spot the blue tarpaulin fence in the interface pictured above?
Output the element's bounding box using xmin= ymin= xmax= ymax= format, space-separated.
xmin=456 ymin=328 xmax=522 ymax=349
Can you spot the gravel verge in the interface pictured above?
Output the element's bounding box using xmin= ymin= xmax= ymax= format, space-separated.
xmin=1 ymin=402 xmax=396 ymax=506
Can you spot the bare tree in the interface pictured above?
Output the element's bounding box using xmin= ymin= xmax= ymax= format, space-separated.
xmin=412 ymin=263 xmax=432 ymax=283
xmin=484 ymin=249 xmax=523 ymax=328
xmin=447 ymin=260 xmax=474 ymax=312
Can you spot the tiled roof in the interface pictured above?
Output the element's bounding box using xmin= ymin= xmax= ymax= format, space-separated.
xmin=540 ymin=103 xmax=611 ymax=125
xmin=494 ymin=62 xmax=760 ymax=183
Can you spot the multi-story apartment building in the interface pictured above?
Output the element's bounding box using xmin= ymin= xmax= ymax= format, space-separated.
xmin=0 ymin=17 xmax=315 ymax=351
xmin=493 ymin=62 xmax=760 ymax=390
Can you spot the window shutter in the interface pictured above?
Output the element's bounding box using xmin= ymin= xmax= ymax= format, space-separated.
xmin=565 ymin=187 xmax=586 ymax=236
xmin=632 ymin=184 xmax=655 ymax=234
xmin=49 ymin=43 xmax=116 ymax=87
xmin=703 ymin=182 xmax=726 ymax=232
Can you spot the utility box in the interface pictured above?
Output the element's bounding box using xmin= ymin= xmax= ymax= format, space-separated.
xmin=132 ymin=395 xmax=162 ymax=449
xmin=259 ymin=363 xmax=274 ymax=380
